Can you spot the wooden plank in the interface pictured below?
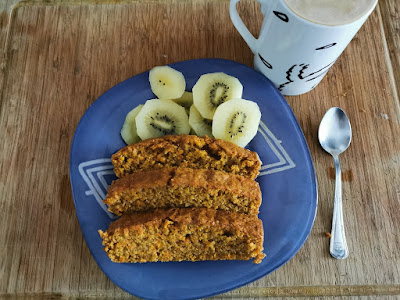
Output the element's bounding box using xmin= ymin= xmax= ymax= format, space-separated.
xmin=377 ymin=0 xmax=400 ymax=104
xmin=0 ymin=0 xmax=24 ymax=109
xmin=0 ymin=0 xmax=399 ymax=298
xmin=0 ymin=0 xmax=21 ymax=48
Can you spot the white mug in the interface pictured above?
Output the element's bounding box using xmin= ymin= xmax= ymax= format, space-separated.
xmin=230 ymin=0 xmax=378 ymax=95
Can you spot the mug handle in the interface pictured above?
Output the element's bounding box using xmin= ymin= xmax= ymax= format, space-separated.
xmin=230 ymin=0 xmax=262 ymax=54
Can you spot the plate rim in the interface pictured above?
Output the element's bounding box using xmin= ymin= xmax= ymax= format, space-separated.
xmin=69 ymin=58 xmax=318 ymax=300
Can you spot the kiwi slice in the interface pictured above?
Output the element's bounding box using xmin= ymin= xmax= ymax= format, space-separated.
xmin=149 ymin=66 xmax=186 ymax=99
xmin=192 ymin=72 xmax=243 ymax=119
xmin=189 ymin=128 xmax=197 ymax=135
xmin=189 ymin=105 xmax=213 ymax=137
xmin=212 ymin=99 xmax=261 ymax=147
xmin=120 ymin=104 xmax=143 ymax=144
xmin=135 ymin=99 xmax=190 ymax=140
xmin=172 ymin=91 xmax=193 ymax=108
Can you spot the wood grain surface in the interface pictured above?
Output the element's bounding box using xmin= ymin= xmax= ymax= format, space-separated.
xmin=0 ymin=0 xmax=399 ymax=299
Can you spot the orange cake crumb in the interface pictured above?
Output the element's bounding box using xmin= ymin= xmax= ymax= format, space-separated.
xmin=99 ymin=208 xmax=265 ymax=264
xmin=111 ymin=135 xmax=261 ymax=179
xmin=104 ymin=167 xmax=262 ymax=216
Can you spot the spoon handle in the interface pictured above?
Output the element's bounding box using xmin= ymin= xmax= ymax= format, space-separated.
xmin=330 ymin=155 xmax=349 ymax=259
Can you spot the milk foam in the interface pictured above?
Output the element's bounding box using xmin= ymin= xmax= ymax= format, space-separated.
xmin=283 ymin=0 xmax=376 ymax=26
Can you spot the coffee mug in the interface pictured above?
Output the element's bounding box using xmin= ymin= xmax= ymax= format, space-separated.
xmin=230 ymin=0 xmax=378 ymax=95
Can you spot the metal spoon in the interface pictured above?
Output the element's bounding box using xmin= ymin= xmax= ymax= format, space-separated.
xmin=318 ymin=107 xmax=352 ymax=259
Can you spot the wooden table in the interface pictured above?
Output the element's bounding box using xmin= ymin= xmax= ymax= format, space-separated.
xmin=1 ymin=0 xmax=399 ymax=299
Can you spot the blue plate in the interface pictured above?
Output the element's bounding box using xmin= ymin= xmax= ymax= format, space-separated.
xmin=70 ymin=58 xmax=317 ymax=300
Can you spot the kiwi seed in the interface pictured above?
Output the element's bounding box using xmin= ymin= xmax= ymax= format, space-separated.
xmin=209 ymin=82 xmax=230 ymax=107
xmin=149 ymin=113 xmax=177 ymax=135
xmin=228 ymin=112 xmax=247 ymax=138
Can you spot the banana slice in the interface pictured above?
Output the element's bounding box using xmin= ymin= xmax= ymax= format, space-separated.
xmin=189 ymin=105 xmax=213 ymax=137
xmin=149 ymin=66 xmax=186 ymax=99
xmin=193 ymin=72 xmax=243 ymax=119
xmin=212 ymin=99 xmax=261 ymax=147
xmin=172 ymin=91 xmax=193 ymax=108
xmin=135 ymin=99 xmax=190 ymax=140
xmin=120 ymin=105 xmax=143 ymax=144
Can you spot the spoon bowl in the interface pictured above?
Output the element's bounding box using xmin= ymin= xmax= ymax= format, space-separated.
xmin=318 ymin=108 xmax=352 ymax=156
xmin=318 ymin=107 xmax=352 ymax=259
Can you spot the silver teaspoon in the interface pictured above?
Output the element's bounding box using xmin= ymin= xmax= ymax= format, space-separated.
xmin=318 ymin=107 xmax=352 ymax=259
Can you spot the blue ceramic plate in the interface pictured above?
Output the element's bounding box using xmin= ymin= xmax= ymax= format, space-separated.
xmin=70 ymin=58 xmax=317 ymax=300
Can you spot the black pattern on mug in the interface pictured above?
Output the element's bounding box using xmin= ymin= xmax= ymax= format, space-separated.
xmin=278 ymin=65 xmax=296 ymax=91
xmin=278 ymin=60 xmax=335 ymax=92
xmin=259 ymin=54 xmax=273 ymax=69
xmin=273 ymin=11 xmax=289 ymax=22
xmin=316 ymin=43 xmax=337 ymax=50
xmin=306 ymin=69 xmax=330 ymax=82
xmin=298 ymin=61 xmax=334 ymax=80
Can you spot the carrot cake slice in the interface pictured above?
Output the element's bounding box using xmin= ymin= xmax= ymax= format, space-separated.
xmin=111 ymin=134 xmax=261 ymax=179
xmin=104 ymin=167 xmax=262 ymax=216
xmin=98 ymin=207 xmax=265 ymax=263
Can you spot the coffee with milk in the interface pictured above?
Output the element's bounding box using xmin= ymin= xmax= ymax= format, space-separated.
xmin=283 ymin=0 xmax=376 ymax=26
xmin=230 ymin=0 xmax=377 ymax=94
